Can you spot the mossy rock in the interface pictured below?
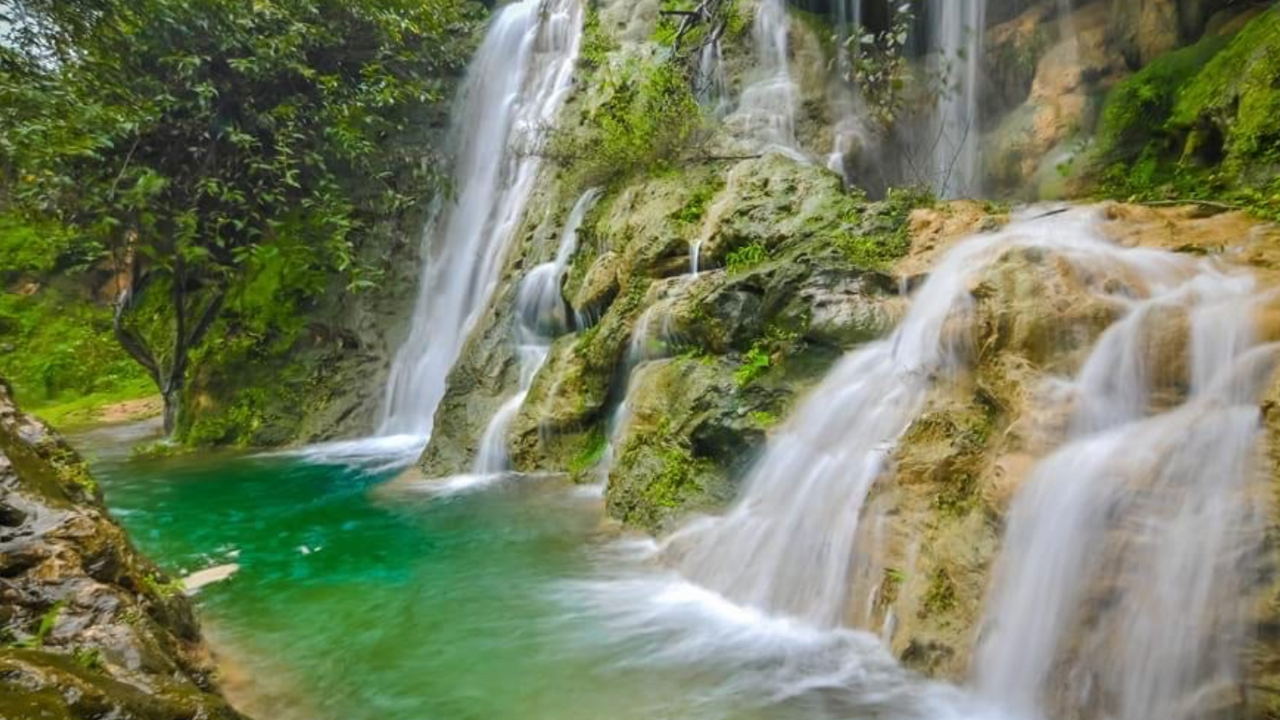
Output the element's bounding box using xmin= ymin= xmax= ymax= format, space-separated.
xmin=0 ymin=383 xmax=244 ymax=719
xmin=1091 ymin=6 xmax=1280 ymax=216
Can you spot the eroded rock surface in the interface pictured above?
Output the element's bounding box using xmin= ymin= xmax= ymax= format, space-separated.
xmin=0 ymin=382 xmax=246 ymax=720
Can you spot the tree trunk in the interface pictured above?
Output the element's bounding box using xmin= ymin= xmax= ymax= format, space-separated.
xmin=161 ymin=381 xmax=183 ymax=436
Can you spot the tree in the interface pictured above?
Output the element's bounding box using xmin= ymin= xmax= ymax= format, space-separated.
xmin=0 ymin=0 xmax=483 ymax=433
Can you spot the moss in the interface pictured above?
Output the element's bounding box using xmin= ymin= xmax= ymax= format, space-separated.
xmin=922 ymin=569 xmax=958 ymax=615
xmin=673 ymin=172 xmax=725 ymax=225
xmin=547 ymin=53 xmax=704 ymax=189
xmin=141 ymin=573 xmax=184 ymax=601
xmin=1091 ymin=7 xmax=1280 ymax=220
xmin=567 ymin=426 xmax=608 ymax=475
xmin=834 ymin=186 xmax=933 ymax=269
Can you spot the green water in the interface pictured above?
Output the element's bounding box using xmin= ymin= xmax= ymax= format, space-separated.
xmin=80 ymin=429 xmax=962 ymax=720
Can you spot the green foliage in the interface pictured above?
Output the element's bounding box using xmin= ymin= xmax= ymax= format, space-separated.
xmin=834 ymin=185 xmax=932 ymax=269
xmin=73 ymin=647 xmax=106 ymax=671
xmin=734 ymin=326 xmax=799 ymax=388
xmin=724 ymin=241 xmax=768 ymax=275
xmin=1091 ymin=7 xmax=1280 ymax=221
xmin=748 ymin=410 xmax=778 ymax=428
xmin=0 ymin=214 xmax=100 ymax=276
xmin=182 ymin=387 xmax=268 ymax=447
xmin=734 ymin=345 xmax=772 ymax=387
xmin=11 ymin=602 xmax=63 ymax=649
xmin=549 ymin=56 xmax=703 ymax=188
xmin=579 ymin=6 xmax=618 ymax=71
xmin=0 ymin=256 xmax=152 ymax=416
xmin=1 ymin=0 xmax=482 ymax=429
xmin=842 ymin=4 xmax=915 ymax=128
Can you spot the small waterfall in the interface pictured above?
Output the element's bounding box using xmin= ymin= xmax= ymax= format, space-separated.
xmin=735 ymin=0 xmax=803 ymax=156
xmin=473 ymin=189 xmax=602 ymax=474
xmin=664 ymin=210 xmax=1012 ymax=627
xmin=924 ymin=0 xmax=986 ymax=198
xmin=377 ymin=0 xmax=584 ymax=439
xmin=974 ymin=256 xmax=1272 ymax=719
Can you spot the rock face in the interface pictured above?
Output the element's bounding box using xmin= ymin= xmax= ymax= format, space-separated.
xmin=415 ymin=150 xmax=915 ymax=530
xmin=980 ymin=0 xmax=1267 ymax=197
xmin=0 ymin=382 xmax=246 ymax=720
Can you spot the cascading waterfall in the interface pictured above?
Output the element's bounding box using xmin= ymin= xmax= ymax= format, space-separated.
xmin=658 ymin=201 xmax=1274 ymax=719
xmin=376 ymin=0 xmax=584 ymax=439
xmin=734 ymin=0 xmax=803 ymax=156
xmin=663 ymin=213 xmax=1002 ymax=627
xmin=974 ymin=254 xmax=1273 ymax=719
xmin=696 ymin=36 xmax=730 ymax=119
xmin=473 ymin=188 xmax=602 ymax=474
xmin=924 ymin=0 xmax=986 ymax=198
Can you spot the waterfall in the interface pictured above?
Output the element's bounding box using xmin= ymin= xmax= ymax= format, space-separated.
xmin=377 ymin=0 xmax=584 ymax=439
xmin=696 ymin=36 xmax=730 ymax=119
xmin=734 ymin=0 xmax=803 ymax=156
xmin=473 ymin=188 xmax=602 ymax=474
xmin=826 ymin=0 xmax=866 ymax=182
xmin=663 ymin=207 xmax=1272 ymax=658
xmin=924 ymin=0 xmax=986 ymax=198
xmin=663 ymin=211 xmax=1000 ymax=627
xmin=973 ymin=252 xmax=1272 ymax=719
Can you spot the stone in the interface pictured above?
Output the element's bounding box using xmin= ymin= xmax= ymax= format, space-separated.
xmin=0 ymin=382 xmax=245 ymax=719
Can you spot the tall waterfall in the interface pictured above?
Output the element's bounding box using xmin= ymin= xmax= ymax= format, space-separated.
xmin=974 ymin=252 xmax=1273 ymax=718
xmin=924 ymin=0 xmax=986 ymax=198
xmin=473 ymin=189 xmax=601 ymax=474
xmin=377 ymin=0 xmax=584 ymax=438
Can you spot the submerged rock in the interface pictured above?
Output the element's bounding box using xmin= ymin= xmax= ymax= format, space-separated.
xmin=0 ymin=382 xmax=246 ymax=720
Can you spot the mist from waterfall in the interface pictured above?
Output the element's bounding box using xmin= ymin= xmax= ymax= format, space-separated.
xmin=376 ymin=0 xmax=584 ymax=439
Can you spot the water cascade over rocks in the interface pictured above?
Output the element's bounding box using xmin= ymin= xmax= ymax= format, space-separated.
xmin=473 ymin=189 xmax=602 ymax=474
xmin=974 ymin=245 xmax=1274 ymax=719
xmin=376 ymin=0 xmax=584 ymax=439
xmin=601 ymin=206 xmax=1276 ymax=720
xmin=732 ymin=0 xmax=803 ymax=157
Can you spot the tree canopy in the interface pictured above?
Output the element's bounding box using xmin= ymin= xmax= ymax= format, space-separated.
xmin=0 ymin=0 xmax=484 ymax=431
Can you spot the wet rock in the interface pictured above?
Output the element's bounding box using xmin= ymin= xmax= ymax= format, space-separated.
xmin=0 ymin=382 xmax=246 ymax=719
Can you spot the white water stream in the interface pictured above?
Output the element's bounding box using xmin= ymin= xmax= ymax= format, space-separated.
xmin=924 ymin=0 xmax=986 ymax=198
xmin=473 ymin=189 xmax=602 ymax=474
xmin=377 ymin=0 xmax=584 ymax=440
xmin=732 ymin=0 xmax=803 ymax=157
